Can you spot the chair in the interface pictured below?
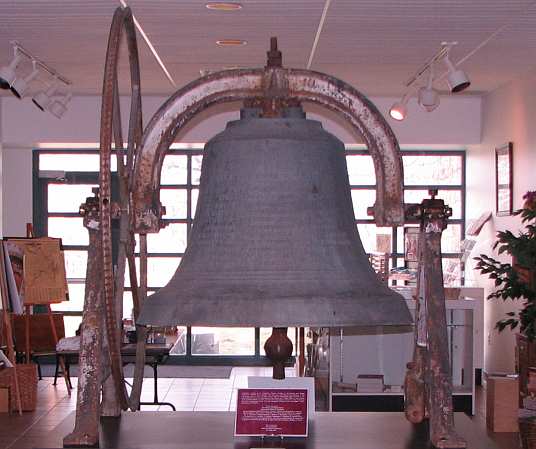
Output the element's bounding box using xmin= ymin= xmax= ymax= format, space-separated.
xmin=12 ymin=313 xmax=65 ymax=380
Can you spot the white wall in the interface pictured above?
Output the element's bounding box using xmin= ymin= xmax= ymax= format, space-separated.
xmin=466 ymin=68 xmax=536 ymax=374
xmin=0 ymin=99 xmax=2 ymax=237
xmin=1 ymin=93 xmax=481 ymax=237
xmin=2 ymin=145 xmax=31 ymax=237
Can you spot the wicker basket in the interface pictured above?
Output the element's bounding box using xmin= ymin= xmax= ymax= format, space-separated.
xmin=519 ymin=416 xmax=536 ymax=449
xmin=0 ymin=364 xmax=38 ymax=412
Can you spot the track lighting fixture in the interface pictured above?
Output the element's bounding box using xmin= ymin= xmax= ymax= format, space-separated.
xmin=0 ymin=46 xmax=22 ymax=90
xmin=32 ymin=83 xmax=57 ymax=111
xmin=389 ymin=95 xmax=409 ymax=121
xmin=0 ymin=41 xmax=72 ymax=118
xmin=418 ymin=63 xmax=440 ymax=112
xmin=32 ymin=80 xmax=72 ymax=119
xmin=10 ymin=60 xmax=40 ymax=99
xmin=443 ymin=53 xmax=471 ymax=93
xmin=389 ymin=42 xmax=470 ymax=121
xmin=48 ymin=92 xmax=72 ymax=119
xmin=32 ymin=86 xmax=57 ymax=111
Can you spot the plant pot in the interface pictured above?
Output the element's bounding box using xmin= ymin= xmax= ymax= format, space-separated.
xmin=520 ymin=415 xmax=536 ymax=449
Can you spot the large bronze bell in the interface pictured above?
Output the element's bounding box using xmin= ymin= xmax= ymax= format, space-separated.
xmin=138 ymin=106 xmax=412 ymax=328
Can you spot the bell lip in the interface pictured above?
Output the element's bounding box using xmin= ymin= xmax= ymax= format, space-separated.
xmin=136 ymin=292 xmax=414 ymax=328
xmin=136 ymin=317 xmax=414 ymax=328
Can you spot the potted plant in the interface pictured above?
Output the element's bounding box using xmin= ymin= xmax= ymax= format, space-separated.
xmin=474 ymin=191 xmax=536 ymax=339
xmin=474 ymin=191 xmax=536 ymax=448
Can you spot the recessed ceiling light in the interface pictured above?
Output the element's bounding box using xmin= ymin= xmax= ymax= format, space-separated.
xmin=216 ymin=39 xmax=247 ymax=46
xmin=206 ymin=2 xmax=243 ymax=11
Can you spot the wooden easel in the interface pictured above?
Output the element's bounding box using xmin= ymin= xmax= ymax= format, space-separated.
xmin=21 ymin=224 xmax=72 ymax=394
xmin=0 ymin=243 xmax=23 ymax=414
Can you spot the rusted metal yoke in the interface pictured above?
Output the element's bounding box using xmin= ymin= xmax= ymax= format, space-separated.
xmin=404 ymin=190 xmax=467 ymax=449
xmin=66 ymin=6 xmax=464 ymax=449
xmin=63 ymin=190 xmax=105 ymax=448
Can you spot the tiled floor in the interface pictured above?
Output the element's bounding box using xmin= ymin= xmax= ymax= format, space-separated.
xmin=0 ymin=366 xmax=281 ymax=448
xmin=0 ymin=368 xmax=521 ymax=449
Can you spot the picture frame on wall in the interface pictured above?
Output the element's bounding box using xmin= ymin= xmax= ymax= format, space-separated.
xmin=495 ymin=142 xmax=513 ymax=216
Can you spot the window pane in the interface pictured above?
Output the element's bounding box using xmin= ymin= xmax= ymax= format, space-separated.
xmin=63 ymin=315 xmax=83 ymax=337
xmin=48 ymin=184 xmax=97 ymax=213
xmin=442 ymin=224 xmax=461 ymax=253
xmin=397 ymin=224 xmax=461 ymax=254
xmin=147 ymin=223 xmax=187 ymax=253
xmin=161 ymin=189 xmax=187 ymax=219
xmin=64 ymin=250 xmax=88 ymax=279
xmin=123 ymin=291 xmax=134 ymax=320
xmin=260 ymin=327 xmax=297 ymax=355
xmin=40 ymin=154 xmax=116 ymax=172
xmin=192 ymin=189 xmax=199 ymax=217
xmin=148 ymin=257 xmax=180 ymax=288
xmin=40 ymin=154 xmax=98 ymax=172
xmin=161 ymin=155 xmax=187 ymax=185
xmin=351 ymin=190 xmax=376 ymax=219
xmin=122 ymin=289 xmax=155 ymax=320
xmin=124 ymin=257 xmax=180 ymax=288
xmin=403 ymin=155 xmax=462 ymax=185
xmin=443 ymin=259 xmax=461 ymax=286
xmin=346 ymin=155 xmax=375 ymax=185
xmin=192 ymin=155 xmax=203 ymax=185
xmin=124 ymin=258 xmax=140 ymax=288
xmin=169 ymin=326 xmax=188 ymax=355
xmin=191 ymin=327 xmax=255 ymax=355
xmin=356 ymin=224 xmax=392 ymax=253
xmin=404 ymin=190 xmax=462 ymax=219
xmin=51 ymin=283 xmax=84 ymax=312
xmin=48 ymin=217 xmax=88 ymax=245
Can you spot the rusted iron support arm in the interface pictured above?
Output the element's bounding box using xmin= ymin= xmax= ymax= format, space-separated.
xmin=131 ymin=65 xmax=404 ymax=233
xmin=64 ymin=192 xmax=104 ymax=448
xmin=406 ymin=192 xmax=466 ymax=449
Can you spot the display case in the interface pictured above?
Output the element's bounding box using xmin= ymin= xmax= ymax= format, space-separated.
xmin=321 ymin=287 xmax=484 ymax=414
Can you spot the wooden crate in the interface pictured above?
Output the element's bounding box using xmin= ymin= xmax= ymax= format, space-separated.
xmin=0 ymin=387 xmax=8 ymax=412
xmin=0 ymin=364 xmax=38 ymax=412
xmin=486 ymin=376 xmax=519 ymax=432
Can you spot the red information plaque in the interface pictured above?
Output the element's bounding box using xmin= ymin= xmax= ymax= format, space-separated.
xmin=234 ymin=388 xmax=308 ymax=437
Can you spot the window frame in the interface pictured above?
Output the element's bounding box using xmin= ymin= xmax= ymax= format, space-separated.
xmin=346 ymin=148 xmax=466 ymax=269
xmin=33 ymin=147 xmax=466 ymax=364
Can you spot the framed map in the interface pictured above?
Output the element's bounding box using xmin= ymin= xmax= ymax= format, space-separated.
xmin=3 ymin=237 xmax=68 ymax=305
xmin=495 ymin=142 xmax=513 ymax=216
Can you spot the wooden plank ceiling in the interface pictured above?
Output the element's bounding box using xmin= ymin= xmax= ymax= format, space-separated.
xmin=1 ymin=0 xmax=536 ymax=96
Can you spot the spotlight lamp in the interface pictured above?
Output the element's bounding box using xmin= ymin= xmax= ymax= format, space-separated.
xmin=389 ymin=95 xmax=409 ymax=121
xmin=390 ymin=42 xmax=471 ymax=121
xmin=418 ymin=64 xmax=440 ymax=112
xmin=1 ymin=41 xmax=72 ymax=117
xmin=10 ymin=60 xmax=40 ymax=99
xmin=0 ymin=45 xmax=22 ymax=90
xmin=443 ymin=53 xmax=470 ymax=93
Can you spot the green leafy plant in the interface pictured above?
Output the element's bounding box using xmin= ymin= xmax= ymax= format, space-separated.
xmin=474 ymin=191 xmax=536 ymax=340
